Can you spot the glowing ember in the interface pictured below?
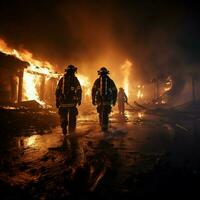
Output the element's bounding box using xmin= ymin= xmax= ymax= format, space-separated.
xmin=164 ymin=76 xmax=173 ymax=92
xmin=25 ymin=135 xmax=38 ymax=147
xmin=121 ymin=60 xmax=132 ymax=97
xmin=137 ymin=112 xmax=144 ymax=119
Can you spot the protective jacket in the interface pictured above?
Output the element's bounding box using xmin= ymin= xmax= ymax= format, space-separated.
xmin=92 ymin=74 xmax=117 ymax=105
xmin=56 ymin=73 xmax=82 ymax=108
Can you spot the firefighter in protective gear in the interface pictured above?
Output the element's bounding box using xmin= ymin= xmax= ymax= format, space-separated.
xmin=92 ymin=67 xmax=117 ymax=131
xmin=117 ymin=88 xmax=128 ymax=115
xmin=56 ymin=65 xmax=82 ymax=135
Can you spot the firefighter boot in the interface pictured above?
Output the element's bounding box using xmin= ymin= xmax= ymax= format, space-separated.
xmin=102 ymin=111 xmax=109 ymax=132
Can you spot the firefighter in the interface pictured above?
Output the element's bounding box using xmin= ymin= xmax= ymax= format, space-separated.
xmin=56 ymin=65 xmax=82 ymax=135
xmin=117 ymin=87 xmax=128 ymax=115
xmin=92 ymin=67 xmax=117 ymax=132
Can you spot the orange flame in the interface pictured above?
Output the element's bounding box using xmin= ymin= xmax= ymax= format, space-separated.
xmin=164 ymin=76 xmax=173 ymax=92
xmin=121 ymin=60 xmax=132 ymax=97
xmin=137 ymin=112 xmax=144 ymax=119
xmin=23 ymin=71 xmax=45 ymax=105
xmin=0 ymin=38 xmax=54 ymax=70
xmin=0 ymin=38 xmax=61 ymax=105
xmin=77 ymin=74 xmax=91 ymax=96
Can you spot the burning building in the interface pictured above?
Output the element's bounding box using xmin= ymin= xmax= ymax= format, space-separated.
xmin=0 ymin=52 xmax=28 ymax=104
xmin=0 ymin=51 xmax=59 ymax=107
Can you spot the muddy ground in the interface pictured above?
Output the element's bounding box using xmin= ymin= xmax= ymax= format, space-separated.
xmin=0 ymin=105 xmax=200 ymax=199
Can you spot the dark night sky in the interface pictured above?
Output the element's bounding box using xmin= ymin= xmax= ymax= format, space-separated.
xmin=0 ymin=0 xmax=200 ymax=80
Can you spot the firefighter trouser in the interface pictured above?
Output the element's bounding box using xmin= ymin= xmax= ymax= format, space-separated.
xmin=97 ymin=104 xmax=112 ymax=130
xmin=58 ymin=107 xmax=78 ymax=132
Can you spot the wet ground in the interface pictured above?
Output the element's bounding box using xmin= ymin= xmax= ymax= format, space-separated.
xmin=0 ymin=106 xmax=200 ymax=199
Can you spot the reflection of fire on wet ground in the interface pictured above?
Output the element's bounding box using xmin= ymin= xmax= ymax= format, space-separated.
xmin=0 ymin=108 xmax=170 ymax=198
xmin=0 ymin=105 xmax=200 ymax=199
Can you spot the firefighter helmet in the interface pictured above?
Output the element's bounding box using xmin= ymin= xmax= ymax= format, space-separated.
xmin=65 ymin=65 xmax=77 ymax=73
xmin=97 ymin=67 xmax=109 ymax=75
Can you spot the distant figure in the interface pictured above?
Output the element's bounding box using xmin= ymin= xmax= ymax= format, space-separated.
xmin=117 ymin=88 xmax=128 ymax=115
xmin=55 ymin=65 xmax=82 ymax=135
xmin=92 ymin=67 xmax=117 ymax=132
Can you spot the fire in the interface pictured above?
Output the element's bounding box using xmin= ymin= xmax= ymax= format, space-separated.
xmin=23 ymin=70 xmax=45 ymax=105
xmin=164 ymin=76 xmax=173 ymax=92
xmin=121 ymin=60 xmax=132 ymax=97
xmin=22 ymin=66 xmax=58 ymax=105
xmin=0 ymin=38 xmax=58 ymax=105
xmin=26 ymin=65 xmax=52 ymax=76
xmin=137 ymin=85 xmax=144 ymax=99
xmin=1 ymin=38 xmax=137 ymax=104
xmin=0 ymin=38 xmax=94 ymax=104
xmin=137 ymin=112 xmax=144 ymax=119
xmin=160 ymin=76 xmax=173 ymax=105
xmin=25 ymin=135 xmax=38 ymax=147
xmin=0 ymin=38 xmax=11 ymax=54
xmin=77 ymin=74 xmax=91 ymax=96
xmin=0 ymin=39 xmax=53 ymax=70
xmin=161 ymin=100 xmax=167 ymax=104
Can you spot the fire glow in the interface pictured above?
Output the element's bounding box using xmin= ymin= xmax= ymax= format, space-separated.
xmin=0 ymin=38 xmax=57 ymax=104
xmin=76 ymin=74 xmax=91 ymax=97
xmin=137 ymin=85 xmax=144 ymax=99
xmin=23 ymin=71 xmax=45 ymax=105
xmin=0 ymin=38 xmax=91 ymax=105
xmin=137 ymin=112 xmax=144 ymax=119
xmin=164 ymin=76 xmax=173 ymax=92
xmin=1 ymin=39 xmax=143 ymax=105
xmin=121 ymin=60 xmax=132 ymax=97
xmin=0 ymin=38 xmax=54 ymax=70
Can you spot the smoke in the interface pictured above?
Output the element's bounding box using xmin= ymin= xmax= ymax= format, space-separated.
xmin=0 ymin=0 xmax=199 ymax=100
